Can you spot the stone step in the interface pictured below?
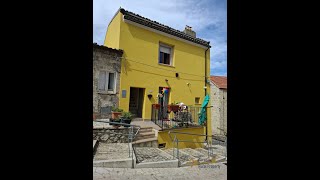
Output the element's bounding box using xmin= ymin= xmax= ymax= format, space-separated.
xmin=93 ymin=143 xmax=134 ymax=168
xmin=132 ymin=137 xmax=158 ymax=147
xmin=163 ymin=148 xmax=198 ymax=167
xmin=135 ymin=132 xmax=155 ymax=140
xmin=134 ymin=147 xmax=178 ymax=168
xmin=134 ymin=136 xmax=156 ymax=141
xmin=163 ymin=148 xmax=227 ymax=166
xmin=206 ymin=145 xmax=227 ymax=156
xmin=139 ymin=126 xmax=153 ymax=130
xmin=137 ymin=127 xmax=153 ymax=132
xmin=194 ymin=148 xmax=217 ymax=157
xmin=180 ymin=148 xmax=208 ymax=161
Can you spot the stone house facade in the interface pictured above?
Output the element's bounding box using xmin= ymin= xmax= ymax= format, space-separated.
xmin=93 ymin=43 xmax=123 ymax=118
xmin=210 ymin=76 xmax=227 ymax=136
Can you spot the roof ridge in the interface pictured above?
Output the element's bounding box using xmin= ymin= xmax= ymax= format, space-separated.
xmin=119 ymin=8 xmax=211 ymax=47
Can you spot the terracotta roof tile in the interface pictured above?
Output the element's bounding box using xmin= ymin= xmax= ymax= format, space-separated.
xmin=210 ymin=76 xmax=227 ymax=89
xmin=93 ymin=43 xmax=123 ymax=54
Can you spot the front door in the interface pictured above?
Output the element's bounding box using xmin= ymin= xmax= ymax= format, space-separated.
xmin=129 ymin=87 xmax=145 ymax=118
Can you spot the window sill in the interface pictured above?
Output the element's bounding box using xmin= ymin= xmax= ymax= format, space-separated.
xmin=97 ymin=91 xmax=116 ymax=95
xmin=158 ymin=63 xmax=175 ymax=68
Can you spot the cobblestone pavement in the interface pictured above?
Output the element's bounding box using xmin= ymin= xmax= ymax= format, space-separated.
xmin=135 ymin=147 xmax=173 ymax=163
xmin=93 ymin=163 xmax=227 ymax=180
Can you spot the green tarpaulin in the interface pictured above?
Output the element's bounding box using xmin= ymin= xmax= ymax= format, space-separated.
xmin=198 ymin=95 xmax=210 ymax=125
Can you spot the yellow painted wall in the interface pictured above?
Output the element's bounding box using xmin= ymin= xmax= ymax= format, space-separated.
xmin=104 ymin=11 xmax=212 ymax=137
xmin=104 ymin=11 xmax=121 ymax=48
xmin=158 ymin=127 xmax=206 ymax=149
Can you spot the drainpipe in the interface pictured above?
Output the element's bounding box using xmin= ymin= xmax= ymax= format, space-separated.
xmin=205 ymin=46 xmax=210 ymax=141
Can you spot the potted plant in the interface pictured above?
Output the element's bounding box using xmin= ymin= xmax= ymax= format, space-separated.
xmin=167 ymin=103 xmax=179 ymax=112
xmin=152 ymin=104 xmax=160 ymax=109
xmin=110 ymin=118 xmax=121 ymax=128
xmin=120 ymin=111 xmax=133 ymax=127
xmin=111 ymin=107 xmax=123 ymax=119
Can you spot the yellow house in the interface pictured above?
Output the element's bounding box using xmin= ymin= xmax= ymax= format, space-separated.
xmin=104 ymin=8 xmax=212 ymax=146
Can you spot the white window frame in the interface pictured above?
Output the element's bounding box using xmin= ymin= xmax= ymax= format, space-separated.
xmin=98 ymin=71 xmax=117 ymax=94
xmin=159 ymin=43 xmax=173 ymax=66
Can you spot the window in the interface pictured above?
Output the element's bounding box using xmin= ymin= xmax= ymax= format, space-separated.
xmin=159 ymin=44 xmax=172 ymax=65
xmin=98 ymin=71 xmax=116 ymax=93
xmin=98 ymin=71 xmax=107 ymax=91
xmin=108 ymin=73 xmax=115 ymax=91
xmin=195 ymin=97 xmax=200 ymax=104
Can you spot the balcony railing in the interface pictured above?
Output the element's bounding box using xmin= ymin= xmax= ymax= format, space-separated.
xmin=151 ymin=104 xmax=203 ymax=130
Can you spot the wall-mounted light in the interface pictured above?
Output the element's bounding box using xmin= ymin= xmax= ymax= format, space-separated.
xmin=203 ymin=86 xmax=207 ymax=89
xmin=186 ymin=83 xmax=190 ymax=86
xmin=165 ymin=79 xmax=168 ymax=82
xmin=147 ymin=94 xmax=153 ymax=99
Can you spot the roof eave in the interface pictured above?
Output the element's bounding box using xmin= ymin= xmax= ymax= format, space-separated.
xmin=120 ymin=8 xmax=211 ymax=48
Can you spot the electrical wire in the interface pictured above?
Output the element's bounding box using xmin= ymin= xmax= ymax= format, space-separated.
xmin=127 ymin=68 xmax=204 ymax=82
xmin=123 ymin=57 xmax=207 ymax=78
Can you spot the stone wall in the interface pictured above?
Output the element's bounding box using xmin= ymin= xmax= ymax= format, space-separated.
xmin=93 ymin=128 xmax=130 ymax=143
xmin=93 ymin=44 xmax=123 ymax=118
xmin=210 ymin=82 xmax=227 ymax=136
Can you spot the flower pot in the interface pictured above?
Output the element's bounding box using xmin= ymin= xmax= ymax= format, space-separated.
xmin=121 ymin=118 xmax=132 ymax=127
xmin=168 ymin=105 xmax=179 ymax=112
xmin=152 ymin=104 xmax=160 ymax=109
xmin=110 ymin=119 xmax=121 ymax=128
xmin=112 ymin=112 xmax=122 ymax=119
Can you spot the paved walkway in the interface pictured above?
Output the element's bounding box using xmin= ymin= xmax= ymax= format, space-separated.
xmin=93 ymin=163 xmax=227 ymax=180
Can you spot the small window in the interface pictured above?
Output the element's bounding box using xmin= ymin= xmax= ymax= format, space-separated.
xmin=159 ymin=44 xmax=172 ymax=65
xmin=108 ymin=73 xmax=115 ymax=91
xmin=98 ymin=71 xmax=116 ymax=93
xmin=195 ymin=97 xmax=200 ymax=104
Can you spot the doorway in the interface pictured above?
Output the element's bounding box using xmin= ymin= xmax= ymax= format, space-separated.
xmin=129 ymin=87 xmax=145 ymax=118
xmin=158 ymin=87 xmax=170 ymax=119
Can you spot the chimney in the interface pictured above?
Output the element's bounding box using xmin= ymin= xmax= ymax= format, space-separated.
xmin=183 ymin=25 xmax=196 ymax=38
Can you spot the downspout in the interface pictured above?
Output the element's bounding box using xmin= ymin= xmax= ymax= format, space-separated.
xmin=205 ymin=46 xmax=210 ymax=141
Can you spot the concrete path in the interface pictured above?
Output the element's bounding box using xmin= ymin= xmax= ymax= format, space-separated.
xmin=93 ymin=163 xmax=227 ymax=180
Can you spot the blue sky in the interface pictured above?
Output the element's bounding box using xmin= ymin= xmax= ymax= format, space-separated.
xmin=93 ymin=0 xmax=227 ymax=76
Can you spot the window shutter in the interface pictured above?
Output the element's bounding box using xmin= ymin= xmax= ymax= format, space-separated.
xmin=160 ymin=46 xmax=171 ymax=54
xmin=98 ymin=71 xmax=107 ymax=91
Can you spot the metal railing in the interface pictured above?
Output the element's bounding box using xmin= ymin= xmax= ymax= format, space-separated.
xmin=151 ymin=105 xmax=203 ymax=130
xmin=168 ymin=131 xmax=227 ymax=167
xmin=93 ymin=120 xmax=140 ymax=168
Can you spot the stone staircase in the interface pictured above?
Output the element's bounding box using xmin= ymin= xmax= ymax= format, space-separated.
xmin=132 ymin=127 xmax=158 ymax=147
xmin=133 ymin=145 xmax=226 ymax=168
xmin=93 ymin=126 xmax=227 ymax=168
xmin=93 ymin=140 xmax=226 ymax=168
